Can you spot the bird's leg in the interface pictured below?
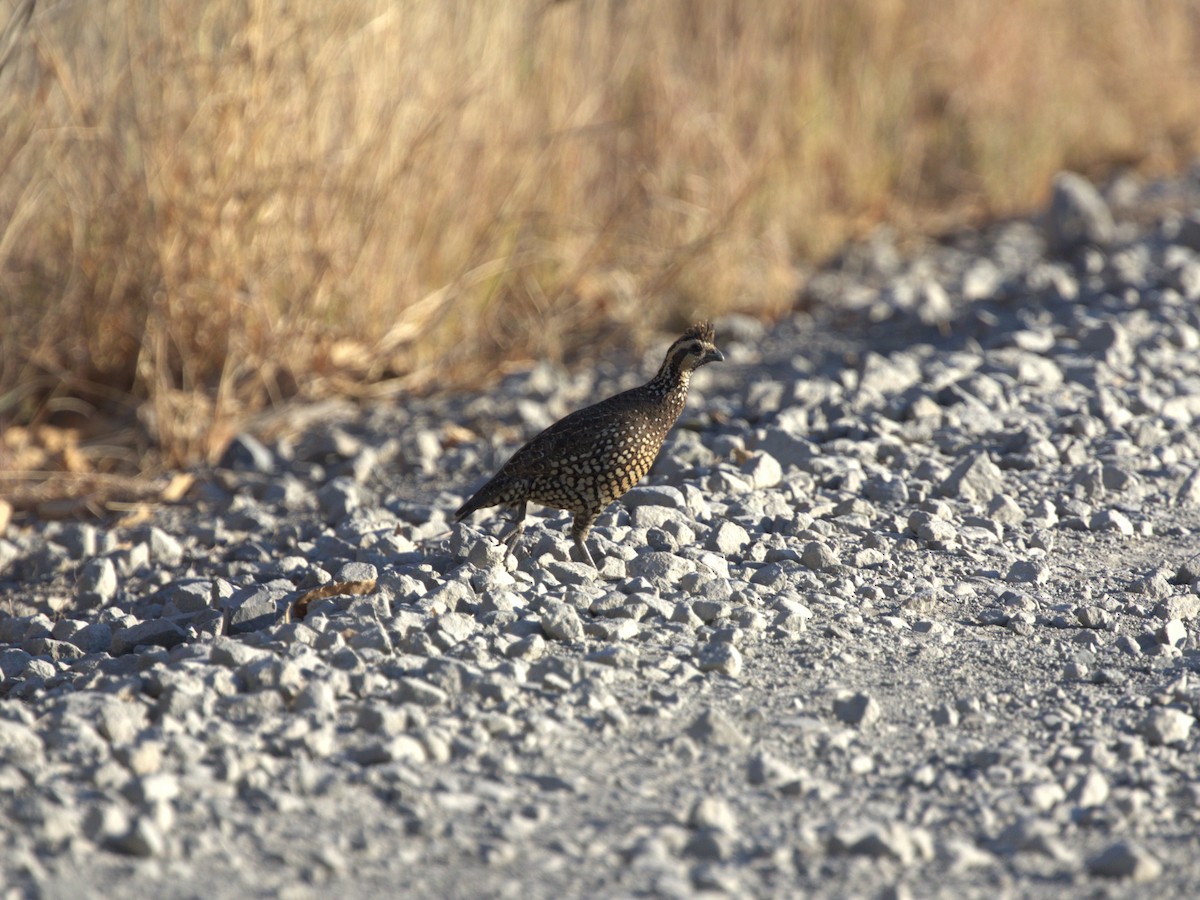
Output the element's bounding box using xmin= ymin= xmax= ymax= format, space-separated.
xmin=498 ymin=500 xmax=527 ymax=553
xmin=570 ymin=513 xmax=599 ymax=569
xmin=573 ymin=536 xmax=597 ymax=569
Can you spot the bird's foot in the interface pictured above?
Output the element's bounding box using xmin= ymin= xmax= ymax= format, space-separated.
xmin=571 ymin=538 xmax=599 ymax=570
xmin=496 ymin=517 xmax=525 ymax=562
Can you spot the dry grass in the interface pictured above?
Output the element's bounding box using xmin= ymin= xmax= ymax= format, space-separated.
xmin=2 ymin=0 xmax=1199 ymax=476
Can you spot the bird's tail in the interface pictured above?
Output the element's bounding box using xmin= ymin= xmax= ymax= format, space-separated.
xmin=453 ymin=477 xmax=505 ymax=521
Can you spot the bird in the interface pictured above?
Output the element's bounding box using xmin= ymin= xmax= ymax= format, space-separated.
xmin=454 ymin=321 xmax=724 ymax=568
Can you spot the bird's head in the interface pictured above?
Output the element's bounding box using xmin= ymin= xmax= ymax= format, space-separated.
xmin=676 ymin=320 xmax=724 ymax=370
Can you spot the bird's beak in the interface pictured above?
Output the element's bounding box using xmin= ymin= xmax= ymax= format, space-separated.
xmin=704 ymin=348 xmax=725 ymax=365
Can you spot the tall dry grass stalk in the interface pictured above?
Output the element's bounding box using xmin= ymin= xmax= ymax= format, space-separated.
xmin=1 ymin=0 xmax=1199 ymax=468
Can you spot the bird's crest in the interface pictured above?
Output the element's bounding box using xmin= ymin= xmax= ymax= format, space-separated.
xmin=683 ymin=321 xmax=715 ymax=344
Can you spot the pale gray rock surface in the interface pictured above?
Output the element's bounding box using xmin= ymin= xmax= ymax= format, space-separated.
xmin=3 ymin=171 xmax=1200 ymax=897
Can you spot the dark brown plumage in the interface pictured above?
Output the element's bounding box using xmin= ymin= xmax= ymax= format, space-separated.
xmin=454 ymin=322 xmax=724 ymax=567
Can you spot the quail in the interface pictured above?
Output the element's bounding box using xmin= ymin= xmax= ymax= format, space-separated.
xmin=454 ymin=321 xmax=724 ymax=567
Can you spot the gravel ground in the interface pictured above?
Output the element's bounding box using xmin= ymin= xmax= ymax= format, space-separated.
xmin=4 ymin=169 xmax=1200 ymax=898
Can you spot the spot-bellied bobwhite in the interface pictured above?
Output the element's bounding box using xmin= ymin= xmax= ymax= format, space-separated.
xmin=454 ymin=321 xmax=724 ymax=567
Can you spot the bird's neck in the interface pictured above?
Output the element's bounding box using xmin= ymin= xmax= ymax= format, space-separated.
xmin=648 ymin=352 xmax=693 ymax=412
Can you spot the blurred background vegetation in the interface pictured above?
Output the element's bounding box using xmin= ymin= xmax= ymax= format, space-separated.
xmin=2 ymin=0 xmax=1199 ymax=485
